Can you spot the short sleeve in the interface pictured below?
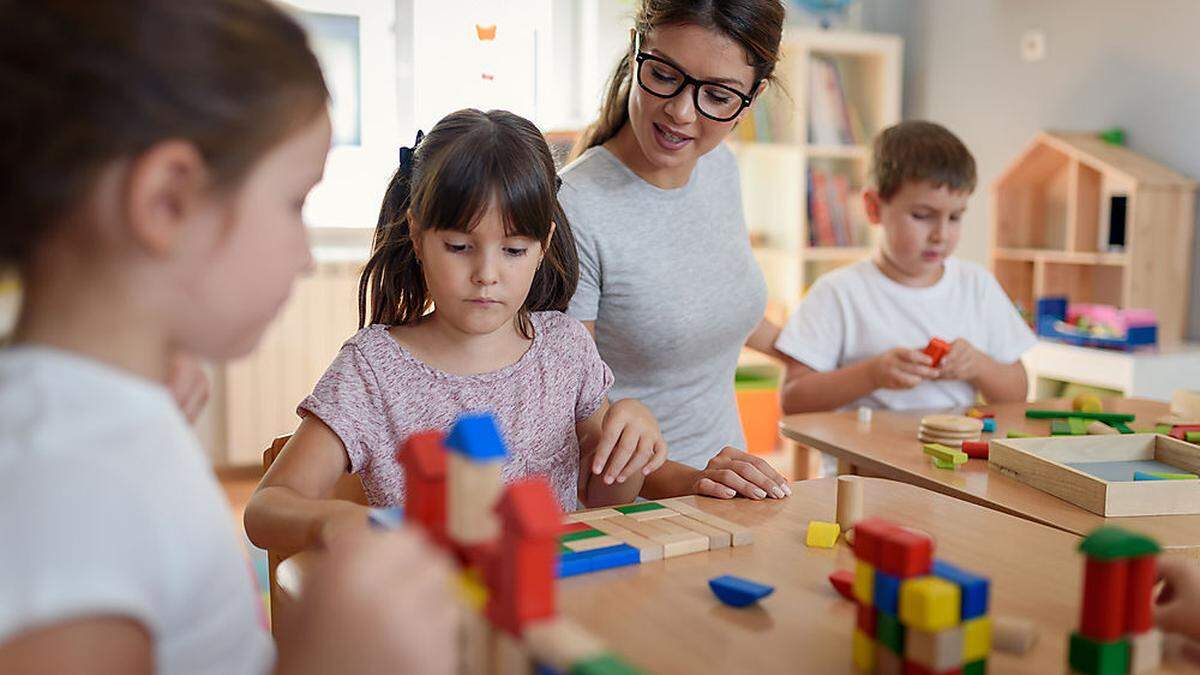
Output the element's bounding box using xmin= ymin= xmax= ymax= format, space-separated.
xmin=560 ymin=185 xmax=602 ymax=322
xmin=980 ymin=274 xmax=1038 ymax=364
xmin=298 ymin=342 xmax=389 ymax=474
xmin=565 ymin=318 xmax=613 ymax=422
xmin=0 ymin=459 xmax=164 ymax=644
xmin=774 ymin=278 xmax=846 ymax=372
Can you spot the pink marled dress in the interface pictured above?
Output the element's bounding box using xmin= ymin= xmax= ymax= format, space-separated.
xmin=298 ymin=311 xmax=612 ymax=510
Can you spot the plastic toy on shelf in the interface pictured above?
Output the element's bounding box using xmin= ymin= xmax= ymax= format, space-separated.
xmin=1035 ymin=296 xmax=1157 ymax=351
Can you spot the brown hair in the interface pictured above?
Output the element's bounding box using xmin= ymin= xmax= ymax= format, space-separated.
xmin=0 ymin=0 xmax=329 ymax=268
xmin=358 ymin=109 xmax=578 ymax=338
xmin=572 ymin=0 xmax=786 ymax=158
xmin=871 ymin=121 xmax=978 ymax=201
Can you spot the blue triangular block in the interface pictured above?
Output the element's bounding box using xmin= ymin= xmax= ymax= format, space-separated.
xmin=446 ymin=413 xmax=507 ymax=461
xmin=708 ymin=574 xmax=774 ymax=607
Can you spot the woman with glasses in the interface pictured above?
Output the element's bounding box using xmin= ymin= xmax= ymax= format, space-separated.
xmin=560 ymin=0 xmax=793 ymax=502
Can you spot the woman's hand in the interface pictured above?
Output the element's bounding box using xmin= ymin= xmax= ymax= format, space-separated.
xmin=692 ymin=447 xmax=791 ymax=500
xmin=589 ymin=399 xmax=669 ymax=485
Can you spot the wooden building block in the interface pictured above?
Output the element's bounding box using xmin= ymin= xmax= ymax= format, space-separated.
xmin=873 ymin=570 xmax=901 ymax=615
xmin=587 ymin=517 xmax=665 ymax=562
xmin=670 ymin=514 xmax=731 ymax=549
xmin=656 ymin=497 xmax=753 ymax=545
xmin=1068 ymin=417 xmax=1091 ymax=436
xmin=708 ymin=574 xmax=775 ymax=607
xmin=836 ymin=475 xmax=863 ymax=531
xmin=900 ymin=577 xmax=961 ymax=632
xmin=962 ymin=617 xmax=992 ymax=663
xmin=829 ymin=569 xmax=855 ymax=601
xmin=1126 ymin=555 xmax=1156 ymax=634
xmin=563 ymin=534 xmax=622 ymax=553
xmin=614 ymin=502 xmax=667 ymax=516
xmin=923 ymin=337 xmax=950 ymax=368
xmin=876 ymin=610 xmax=904 ymax=654
xmin=448 ymin=453 xmax=502 ymax=544
xmin=961 ymin=440 xmax=989 ymax=459
xmin=992 ymin=616 xmax=1037 ymax=655
xmin=854 ymin=517 xmax=899 ymax=566
xmin=932 ymin=560 xmax=990 ymax=620
xmin=1129 ymin=628 xmax=1163 ymax=674
xmin=876 ymin=644 xmax=903 ymax=675
xmin=854 ymin=560 xmax=875 ymax=605
xmin=805 ymin=520 xmax=841 ymax=548
xmin=608 ymin=515 xmax=706 ymax=558
xmin=906 ymin=625 xmax=964 ymax=672
xmin=857 ymin=603 xmax=877 ymax=637
xmin=1068 ymin=631 xmax=1129 ymax=675
xmin=524 ymin=617 xmax=605 ymax=671
xmin=565 ymin=508 xmax=621 ymax=523
xmin=1081 ymin=557 xmax=1128 ymax=641
xmin=852 ymin=629 xmax=876 ymax=673
xmin=880 ymin=528 xmax=934 ymax=578
xmin=1087 ymin=420 xmax=1119 ymax=435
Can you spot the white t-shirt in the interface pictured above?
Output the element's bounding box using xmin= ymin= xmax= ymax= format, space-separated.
xmin=0 ymin=347 xmax=274 ymax=674
xmin=775 ymin=257 xmax=1036 ymax=411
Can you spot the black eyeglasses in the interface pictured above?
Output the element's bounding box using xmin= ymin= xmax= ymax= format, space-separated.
xmin=633 ymin=34 xmax=759 ymax=122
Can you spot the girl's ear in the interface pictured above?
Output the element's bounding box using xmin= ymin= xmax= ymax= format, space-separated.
xmin=863 ymin=188 xmax=884 ymax=225
xmin=124 ymin=140 xmax=210 ymax=257
xmin=407 ymin=207 xmax=424 ymax=260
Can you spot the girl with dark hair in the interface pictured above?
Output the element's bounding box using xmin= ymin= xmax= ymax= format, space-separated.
xmin=245 ymin=109 xmax=667 ymax=555
xmin=0 ymin=0 xmax=455 ymax=672
xmin=562 ymin=0 xmax=794 ymax=500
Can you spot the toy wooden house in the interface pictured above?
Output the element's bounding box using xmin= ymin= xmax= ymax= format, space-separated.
xmin=990 ymin=131 xmax=1197 ymax=344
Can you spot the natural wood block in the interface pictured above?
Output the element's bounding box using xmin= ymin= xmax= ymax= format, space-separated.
xmin=586 ymin=517 xmax=665 ymax=562
xmin=448 ymin=454 xmax=502 ymax=544
xmin=836 ymin=475 xmax=863 ymax=530
xmin=564 ymin=508 xmax=621 ymax=523
xmin=992 ymin=615 xmax=1038 ymax=655
xmin=629 ymin=507 xmax=675 ymax=521
xmin=607 ymin=514 xmax=705 ymax=559
xmin=563 ymin=535 xmax=622 ymax=553
xmin=906 ymin=624 xmax=964 ymax=672
xmin=670 ymin=514 xmax=732 ymax=549
xmin=657 ymin=497 xmax=753 ymax=545
xmin=524 ymin=617 xmax=605 ymax=671
xmin=1129 ymin=628 xmax=1163 ymax=674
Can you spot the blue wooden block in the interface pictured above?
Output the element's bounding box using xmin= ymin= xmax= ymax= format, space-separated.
xmin=446 ymin=413 xmax=508 ymax=461
xmin=708 ymin=574 xmax=774 ymax=607
xmin=873 ymin=570 xmax=901 ymax=615
xmin=933 ymin=559 xmax=990 ymax=620
xmin=535 ymin=664 xmax=563 ymax=675
xmin=366 ymin=506 xmax=405 ymax=530
xmin=982 ymin=418 xmax=996 ymax=433
xmin=588 ymin=544 xmax=640 ymax=572
xmin=557 ymin=551 xmax=595 ymax=578
xmin=1134 ymin=471 xmax=1165 ymax=481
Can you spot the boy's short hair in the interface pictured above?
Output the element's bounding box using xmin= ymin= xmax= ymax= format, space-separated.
xmin=870 ymin=120 xmax=977 ymax=201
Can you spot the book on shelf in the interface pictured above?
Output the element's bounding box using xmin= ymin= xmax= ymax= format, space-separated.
xmin=807 ymin=55 xmax=861 ymax=146
xmin=808 ymin=170 xmax=837 ymax=247
xmin=807 ymin=169 xmax=859 ymax=247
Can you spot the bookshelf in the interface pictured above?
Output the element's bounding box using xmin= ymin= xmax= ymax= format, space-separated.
xmin=728 ymin=29 xmax=902 ymax=318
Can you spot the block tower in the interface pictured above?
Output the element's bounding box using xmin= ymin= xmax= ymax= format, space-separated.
xmin=1068 ymin=527 xmax=1162 ymax=675
xmin=850 ymin=517 xmax=992 ymax=674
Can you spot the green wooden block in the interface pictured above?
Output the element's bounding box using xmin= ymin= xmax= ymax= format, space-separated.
xmin=1186 ymin=431 xmax=1200 ymax=443
xmin=1150 ymin=472 xmax=1198 ymax=480
xmin=1113 ymin=422 xmax=1134 ymax=434
xmin=614 ymin=502 xmax=667 ymax=515
xmin=1156 ymin=423 xmax=1174 ymax=434
xmin=560 ymin=528 xmax=605 ymax=543
xmin=963 ymin=659 xmax=987 ymax=675
xmin=932 ymin=458 xmax=957 ymax=469
xmin=1025 ymin=409 xmax=1135 ymax=423
xmin=923 ymin=443 xmax=967 ymax=465
xmin=876 ymin=611 xmax=904 ymax=654
xmin=1006 ymin=431 xmax=1034 ymax=438
xmin=570 ymin=653 xmax=642 ymax=675
xmin=1051 ymin=420 xmax=1073 ymax=436
xmin=1068 ymin=632 xmax=1128 ymax=675
xmin=1079 ymin=527 xmax=1161 ymax=560
xmin=1068 ymin=417 xmax=1090 ymax=435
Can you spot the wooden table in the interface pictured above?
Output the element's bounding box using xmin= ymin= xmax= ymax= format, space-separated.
xmin=780 ymin=398 xmax=1200 ymax=557
xmin=275 ymin=477 xmax=1196 ymax=674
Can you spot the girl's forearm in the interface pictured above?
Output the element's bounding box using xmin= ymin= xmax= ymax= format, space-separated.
xmin=244 ymin=486 xmax=367 ymax=558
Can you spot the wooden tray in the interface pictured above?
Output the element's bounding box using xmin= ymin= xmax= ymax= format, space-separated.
xmin=989 ymin=433 xmax=1200 ymax=516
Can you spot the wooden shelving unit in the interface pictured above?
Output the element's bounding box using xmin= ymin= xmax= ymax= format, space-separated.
xmin=728 ymin=29 xmax=902 ymax=317
xmin=990 ymin=131 xmax=1198 ymax=345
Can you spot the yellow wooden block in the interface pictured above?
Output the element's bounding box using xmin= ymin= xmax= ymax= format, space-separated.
xmin=456 ymin=568 xmax=488 ymax=611
xmin=805 ymin=520 xmax=841 ymax=548
xmin=853 ymin=560 xmax=875 ymax=606
xmin=963 ymin=616 xmax=992 ymax=662
xmin=900 ymin=577 xmax=961 ymax=632
xmin=852 ymin=629 xmax=875 ymax=672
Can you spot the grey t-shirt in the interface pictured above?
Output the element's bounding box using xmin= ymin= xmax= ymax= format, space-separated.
xmin=559 ymin=144 xmax=767 ymax=468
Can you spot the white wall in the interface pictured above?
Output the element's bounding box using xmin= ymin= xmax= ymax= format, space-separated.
xmin=862 ymin=0 xmax=1200 ymax=336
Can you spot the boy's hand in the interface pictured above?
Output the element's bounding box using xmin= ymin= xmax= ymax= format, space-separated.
xmin=284 ymin=527 xmax=458 ymax=675
xmin=871 ymin=348 xmax=938 ymax=390
xmin=936 ymin=339 xmax=986 ymax=382
xmin=590 ymin=399 xmax=669 ymax=485
xmin=1156 ymin=558 xmax=1200 ymax=649
xmin=692 ymin=447 xmax=792 ymax=500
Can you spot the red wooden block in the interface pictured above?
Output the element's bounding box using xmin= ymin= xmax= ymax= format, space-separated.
xmin=858 ymin=603 xmax=877 ymax=637
xmin=854 ymin=517 xmax=900 ymax=567
xmin=1126 ymin=555 xmax=1157 ymax=633
xmin=1169 ymin=424 xmax=1200 ymax=440
xmin=961 ymin=441 xmax=989 ymax=459
xmin=561 ymin=521 xmax=593 ymax=535
xmin=880 ymin=527 xmax=933 ymax=578
xmin=1080 ymin=557 xmax=1129 ymax=641
xmin=922 ymin=338 xmax=951 ymax=368
xmin=397 ymin=430 xmax=448 ymax=544
xmin=829 ymin=569 xmax=856 ymax=601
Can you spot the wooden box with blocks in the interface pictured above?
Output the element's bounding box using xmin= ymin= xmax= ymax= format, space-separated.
xmin=989 ymin=434 xmax=1200 ymax=516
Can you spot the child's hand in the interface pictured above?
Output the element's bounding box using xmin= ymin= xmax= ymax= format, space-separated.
xmin=692 ymin=447 xmax=792 ymax=500
xmin=871 ymin=348 xmax=938 ymax=390
xmin=1156 ymin=558 xmax=1200 ymax=643
xmin=590 ymin=399 xmax=668 ymax=485
xmin=284 ymin=527 xmax=458 ymax=675
xmin=936 ymin=339 xmax=986 ymax=382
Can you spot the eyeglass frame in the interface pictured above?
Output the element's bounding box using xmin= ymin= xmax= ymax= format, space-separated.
xmin=632 ymin=33 xmax=762 ymax=123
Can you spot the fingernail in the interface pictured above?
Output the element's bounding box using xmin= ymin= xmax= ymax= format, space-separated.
xmin=605 ymin=476 xmax=614 ymax=485
xmin=754 ymin=488 xmax=767 ymax=499
xmin=724 ymin=489 xmax=736 ymax=498
xmin=784 ymin=483 xmax=793 ymax=496
xmin=617 ymin=476 xmax=626 ymax=483
xmin=771 ymin=486 xmax=784 ymax=499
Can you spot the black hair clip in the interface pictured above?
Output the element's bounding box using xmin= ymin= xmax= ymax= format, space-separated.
xmin=397 ymin=129 xmax=425 ymax=175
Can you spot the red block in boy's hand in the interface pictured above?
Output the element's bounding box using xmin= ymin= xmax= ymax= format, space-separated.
xmin=922 ymin=338 xmax=951 ymax=368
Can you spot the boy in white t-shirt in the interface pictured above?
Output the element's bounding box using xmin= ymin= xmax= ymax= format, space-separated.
xmin=776 ymin=120 xmax=1035 ymax=416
